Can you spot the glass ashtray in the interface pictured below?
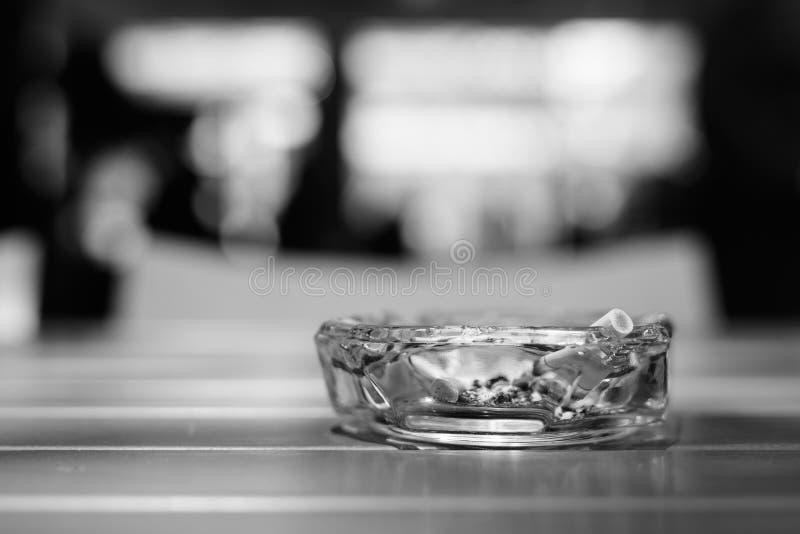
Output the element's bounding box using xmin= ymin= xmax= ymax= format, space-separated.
xmin=315 ymin=311 xmax=671 ymax=449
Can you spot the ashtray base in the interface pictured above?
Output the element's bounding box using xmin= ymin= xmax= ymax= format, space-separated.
xmin=337 ymin=416 xmax=676 ymax=450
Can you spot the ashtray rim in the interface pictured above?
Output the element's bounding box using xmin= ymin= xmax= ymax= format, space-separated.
xmin=316 ymin=314 xmax=671 ymax=345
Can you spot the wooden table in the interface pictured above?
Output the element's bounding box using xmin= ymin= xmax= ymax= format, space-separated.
xmin=0 ymin=320 xmax=799 ymax=533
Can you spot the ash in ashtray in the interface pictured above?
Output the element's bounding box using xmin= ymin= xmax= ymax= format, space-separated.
xmin=457 ymin=373 xmax=543 ymax=407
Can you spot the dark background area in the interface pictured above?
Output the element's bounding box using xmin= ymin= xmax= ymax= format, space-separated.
xmin=2 ymin=0 xmax=800 ymax=331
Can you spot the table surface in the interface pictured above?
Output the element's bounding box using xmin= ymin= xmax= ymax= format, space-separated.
xmin=0 ymin=320 xmax=799 ymax=534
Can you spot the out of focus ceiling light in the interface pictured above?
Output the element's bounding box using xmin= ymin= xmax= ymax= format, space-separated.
xmin=342 ymin=101 xmax=559 ymax=178
xmin=543 ymin=19 xmax=697 ymax=103
xmin=104 ymin=20 xmax=333 ymax=106
xmin=344 ymin=24 xmax=543 ymax=99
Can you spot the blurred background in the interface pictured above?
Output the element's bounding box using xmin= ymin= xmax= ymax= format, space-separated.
xmin=2 ymin=0 xmax=800 ymax=343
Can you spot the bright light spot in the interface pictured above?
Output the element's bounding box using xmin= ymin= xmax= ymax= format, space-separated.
xmin=187 ymin=88 xmax=321 ymax=179
xmin=105 ymin=20 xmax=333 ymax=106
xmin=342 ymin=100 xmax=559 ymax=178
xmin=543 ymin=20 xmax=697 ymax=103
xmin=80 ymin=200 xmax=150 ymax=269
xmin=543 ymin=20 xmax=646 ymax=102
xmin=0 ymin=233 xmax=41 ymax=344
xmin=558 ymin=103 xmax=698 ymax=176
xmin=0 ymin=298 xmax=38 ymax=345
xmin=344 ymin=24 xmax=543 ymax=98
xmin=400 ymin=188 xmax=482 ymax=254
xmin=79 ymin=148 xmax=156 ymax=268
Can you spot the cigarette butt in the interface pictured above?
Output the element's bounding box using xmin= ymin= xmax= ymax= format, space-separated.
xmin=591 ymin=308 xmax=633 ymax=338
xmin=409 ymin=356 xmax=463 ymax=403
xmin=535 ymin=344 xmax=606 ymax=373
xmin=534 ymin=344 xmax=612 ymax=401
xmin=430 ymin=378 xmax=461 ymax=403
